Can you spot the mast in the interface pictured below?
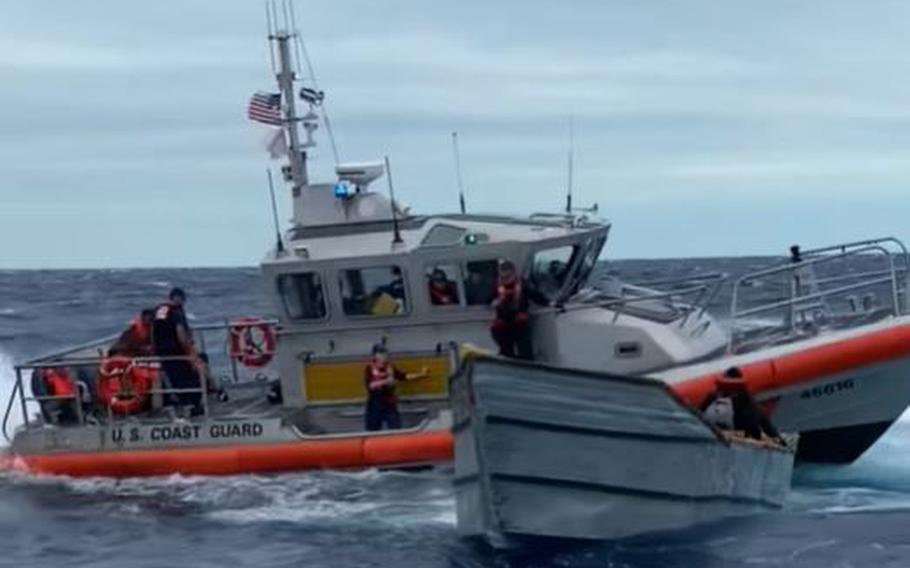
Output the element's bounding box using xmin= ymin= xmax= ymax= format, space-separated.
xmin=272 ymin=30 xmax=309 ymax=188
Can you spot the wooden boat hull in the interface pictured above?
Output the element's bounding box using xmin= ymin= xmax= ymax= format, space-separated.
xmin=452 ymin=356 xmax=795 ymax=547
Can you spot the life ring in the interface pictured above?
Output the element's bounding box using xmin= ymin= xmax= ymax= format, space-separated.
xmin=98 ymin=357 xmax=153 ymax=415
xmin=228 ymin=318 xmax=277 ymax=368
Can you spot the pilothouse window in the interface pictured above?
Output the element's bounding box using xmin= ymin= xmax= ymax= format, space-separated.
xmin=340 ymin=266 xmax=408 ymax=317
xmin=530 ymin=245 xmax=580 ymax=297
xmin=464 ymin=260 xmax=500 ymax=306
xmin=278 ymin=273 xmax=327 ymax=320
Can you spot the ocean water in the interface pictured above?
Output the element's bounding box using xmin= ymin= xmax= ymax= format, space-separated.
xmin=2 ymin=260 xmax=910 ymax=568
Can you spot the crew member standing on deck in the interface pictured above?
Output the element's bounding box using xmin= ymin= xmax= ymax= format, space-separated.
xmin=111 ymin=308 xmax=155 ymax=356
xmin=364 ymin=345 xmax=429 ymax=431
xmin=490 ymin=260 xmax=550 ymax=360
xmin=152 ymin=287 xmax=203 ymax=414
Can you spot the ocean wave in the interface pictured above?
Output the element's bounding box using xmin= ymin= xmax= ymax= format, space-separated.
xmin=0 ymin=468 xmax=457 ymax=527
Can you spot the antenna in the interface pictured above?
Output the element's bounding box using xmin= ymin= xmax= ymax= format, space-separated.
xmin=264 ymin=1 xmax=277 ymax=74
xmin=266 ymin=169 xmax=285 ymax=253
xmin=565 ymin=113 xmax=574 ymax=214
xmin=384 ymin=155 xmax=403 ymax=244
xmin=288 ymin=0 xmax=341 ymax=165
xmin=451 ymin=131 xmax=467 ymax=214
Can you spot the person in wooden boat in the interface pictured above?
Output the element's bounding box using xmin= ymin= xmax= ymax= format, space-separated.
xmin=110 ymin=308 xmax=155 ymax=356
xmin=428 ymin=267 xmax=459 ymax=306
xmin=700 ymin=367 xmax=783 ymax=442
xmin=490 ymin=260 xmax=550 ymax=360
xmin=151 ymin=287 xmax=204 ymax=415
xmin=364 ymin=345 xmax=429 ymax=431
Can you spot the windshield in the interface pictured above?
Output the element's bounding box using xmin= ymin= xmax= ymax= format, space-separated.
xmin=529 ymin=245 xmax=581 ymax=300
xmin=566 ymin=236 xmax=606 ymax=297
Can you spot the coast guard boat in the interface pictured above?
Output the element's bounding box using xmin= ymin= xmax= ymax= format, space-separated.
xmin=4 ymin=16 xmax=910 ymax=477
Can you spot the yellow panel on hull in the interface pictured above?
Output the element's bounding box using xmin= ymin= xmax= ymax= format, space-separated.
xmin=304 ymin=354 xmax=450 ymax=404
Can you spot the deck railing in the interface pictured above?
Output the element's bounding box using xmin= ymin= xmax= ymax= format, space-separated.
xmin=728 ymin=237 xmax=909 ymax=352
xmin=3 ymin=319 xmax=279 ymax=442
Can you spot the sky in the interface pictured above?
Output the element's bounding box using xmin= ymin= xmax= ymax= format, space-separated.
xmin=3 ymin=1 xmax=910 ymax=268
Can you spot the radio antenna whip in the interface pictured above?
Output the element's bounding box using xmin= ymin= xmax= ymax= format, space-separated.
xmin=289 ymin=0 xmax=341 ymax=165
xmin=266 ymin=169 xmax=285 ymax=253
xmin=384 ymin=156 xmax=404 ymax=244
xmin=452 ymin=131 xmax=467 ymax=214
xmin=566 ymin=113 xmax=574 ymax=214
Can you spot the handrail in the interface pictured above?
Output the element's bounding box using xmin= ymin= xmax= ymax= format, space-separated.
xmin=12 ymin=354 xmax=212 ymax=431
xmin=733 ymin=276 xmax=896 ymax=320
xmin=630 ymin=271 xmax=727 ymax=289
xmin=549 ymin=283 xmax=710 ymax=325
xmin=728 ymin=240 xmax=906 ymax=352
xmin=730 ymin=244 xmax=895 ymax=319
xmin=24 ymin=319 xmax=280 ymax=366
xmin=2 ymin=378 xmax=21 ymax=443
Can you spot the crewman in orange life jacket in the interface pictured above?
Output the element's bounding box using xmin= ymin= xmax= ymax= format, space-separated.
xmin=35 ymin=366 xmax=79 ymax=425
xmin=428 ymin=268 xmax=459 ymax=306
xmin=111 ymin=308 xmax=155 ymax=357
xmin=490 ymin=260 xmax=550 ymax=360
xmin=364 ymin=345 xmax=429 ymax=431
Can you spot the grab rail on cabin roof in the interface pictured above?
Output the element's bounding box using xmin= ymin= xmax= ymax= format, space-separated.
xmin=728 ymin=240 xmax=906 ymax=352
xmin=556 ymin=281 xmax=721 ymax=327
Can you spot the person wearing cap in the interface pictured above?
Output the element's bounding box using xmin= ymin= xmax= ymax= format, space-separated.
xmin=111 ymin=308 xmax=156 ymax=357
xmin=152 ymin=287 xmax=203 ymax=414
xmin=363 ymin=345 xmax=429 ymax=431
xmin=490 ymin=260 xmax=550 ymax=360
xmin=700 ymin=367 xmax=782 ymax=441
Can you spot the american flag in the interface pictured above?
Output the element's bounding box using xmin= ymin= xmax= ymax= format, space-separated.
xmin=247 ymin=92 xmax=282 ymax=126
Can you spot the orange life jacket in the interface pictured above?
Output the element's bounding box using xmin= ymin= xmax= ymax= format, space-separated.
xmin=367 ymin=360 xmax=398 ymax=405
xmin=44 ymin=368 xmax=76 ymax=398
xmin=429 ymin=283 xmax=456 ymax=305
xmin=130 ymin=318 xmax=150 ymax=345
xmin=494 ymin=276 xmax=529 ymax=328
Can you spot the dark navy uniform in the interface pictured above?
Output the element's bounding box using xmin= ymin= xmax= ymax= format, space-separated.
xmin=152 ymin=302 xmax=200 ymax=408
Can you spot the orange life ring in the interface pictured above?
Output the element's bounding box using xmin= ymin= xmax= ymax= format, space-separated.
xmin=228 ymin=318 xmax=277 ymax=368
xmin=98 ymin=357 xmax=153 ymax=415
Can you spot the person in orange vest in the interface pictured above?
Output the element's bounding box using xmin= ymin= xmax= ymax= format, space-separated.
xmin=490 ymin=260 xmax=550 ymax=360
xmin=36 ymin=367 xmax=79 ymax=425
xmin=428 ymin=268 xmax=459 ymax=306
xmin=363 ymin=345 xmax=429 ymax=431
xmin=111 ymin=308 xmax=155 ymax=357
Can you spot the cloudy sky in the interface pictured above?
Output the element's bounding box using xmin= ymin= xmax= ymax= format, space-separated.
xmin=3 ymin=1 xmax=910 ymax=268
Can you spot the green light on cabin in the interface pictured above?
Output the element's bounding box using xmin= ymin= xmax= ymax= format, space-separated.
xmin=464 ymin=233 xmax=479 ymax=245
